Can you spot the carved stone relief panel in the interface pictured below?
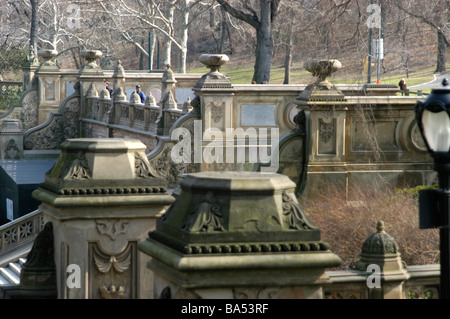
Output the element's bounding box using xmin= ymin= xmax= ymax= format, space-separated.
xmin=318 ymin=117 xmax=336 ymax=155
xmin=208 ymin=96 xmax=225 ymax=130
xmin=89 ymin=241 xmax=136 ymax=299
xmin=44 ymin=79 xmax=56 ymax=101
xmin=88 ymin=219 xmax=137 ymax=299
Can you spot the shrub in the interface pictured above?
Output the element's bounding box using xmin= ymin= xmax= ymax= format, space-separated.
xmin=302 ymin=183 xmax=440 ymax=270
xmin=0 ymin=86 xmax=22 ymax=111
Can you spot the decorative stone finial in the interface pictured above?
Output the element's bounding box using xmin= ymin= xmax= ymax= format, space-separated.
xmin=194 ymin=54 xmax=232 ymax=89
xmin=295 ymin=59 xmax=345 ymax=102
xmin=38 ymin=49 xmax=59 ymax=69
xmin=80 ymin=50 xmax=103 ymax=70
xmin=130 ymin=92 xmax=141 ymax=104
xmin=145 ymin=92 xmax=157 ymax=107
xmin=304 ymin=59 xmax=342 ymax=85
xmin=376 ymin=220 xmax=385 ymax=233
xmin=356 ymin=220 xmax=407 ymax=278
xmin=199 ymin=54 xmax=229 ymax=73
xmin=361 ymin=220 xmax=399 ymax=255
xmin=113 ymin=60 xmax=125 ymax=78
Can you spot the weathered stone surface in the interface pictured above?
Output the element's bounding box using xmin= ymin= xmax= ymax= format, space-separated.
xmin=139 ymin=171 xmax=342 ymax=297
xmin=32 ymin=138 xmax=175 ymax=299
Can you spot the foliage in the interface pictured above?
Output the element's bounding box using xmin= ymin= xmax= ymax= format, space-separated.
xmin=0 ymin=47 xmax=27 ymax=75
xmin=302 ymin=183 xmax=440 ymax=270
xmin=0 ymin=86 xmax=22 ymax=111
xmin=395 ymin=184 xmax=439 ymax=200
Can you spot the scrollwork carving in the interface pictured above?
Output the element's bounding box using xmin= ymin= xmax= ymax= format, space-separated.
xmin=182 ymin=191 xmax=225 ymax=233
xmin=96 ymin=220 xmax=129 ymax=241
xmin=282 ymin=191 xmax=318 ymax=230
xmin=61 ymin=151 xmax=91 ymax=180
xmin=135 ymin=151 xmax=159 ymax=178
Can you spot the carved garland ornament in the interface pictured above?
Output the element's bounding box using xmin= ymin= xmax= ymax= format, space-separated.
xmin=182 ymin=191 xmax=225 ymax=233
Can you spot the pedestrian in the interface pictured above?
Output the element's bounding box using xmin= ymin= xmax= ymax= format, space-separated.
xmin=398 ymin=78 xmax=407 ymax=95
xmin=132 ymin=84 xmax=146 ymax=103
xmin=105 ymin=82 xmax=113 ymax=97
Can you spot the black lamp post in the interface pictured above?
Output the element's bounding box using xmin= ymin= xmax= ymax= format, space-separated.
xmin=416 ymin=78 xmax=450 ymax=299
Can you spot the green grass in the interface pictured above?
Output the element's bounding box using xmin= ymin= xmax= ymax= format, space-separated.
xmin=188 ymin=60 xmax=449 ymax=92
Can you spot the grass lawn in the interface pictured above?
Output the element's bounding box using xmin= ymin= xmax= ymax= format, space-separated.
xmin=188 ymin=60 xmax=448 ymax=94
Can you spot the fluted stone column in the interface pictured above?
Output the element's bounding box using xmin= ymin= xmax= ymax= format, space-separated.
xmin=32 ymin=138 xmax=175 ymax=299
xmin=138 ymin=171 xmax=342 ymax=299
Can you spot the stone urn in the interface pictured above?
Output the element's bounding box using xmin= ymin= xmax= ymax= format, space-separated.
xmin=38 ymin=49 xmax=58 ymax=68
xmin=295 ymin=59 xmax=345 ymax=102
xmin=80 ymin=50 xmax=103 ymax=70
xmin=304 ymin=59 xmax=342 ymax=86
xmin=195 ymin=54 xmax=231 ymax=89
xmin=199 ymin=54 xmax=229 ymax=72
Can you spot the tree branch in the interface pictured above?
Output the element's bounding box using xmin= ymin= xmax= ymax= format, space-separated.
xmin=216 ymin=0 xmax=260 ymax=29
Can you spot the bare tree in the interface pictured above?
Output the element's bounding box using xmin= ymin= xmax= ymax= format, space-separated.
xmin=216 ymin=0 xmax=281 ymax=84
xmin=30 ymin=0 xmax=38 ymax=56
xmin=98 ymin=0 xmax=214 ymax=73
xmin=396 ymin=0 xmax=450 ymax=73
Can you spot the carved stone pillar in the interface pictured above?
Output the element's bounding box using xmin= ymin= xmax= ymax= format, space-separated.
xmin=78 ymin=50 xmax=105 ymax=124
xmin=139 ymin=171 xmax=342 ymax=299
xmin=0 ymin=119 xmax=24 ymax=160
xmin=36 ymin=49 xmax=61 ymax=125
xmin=32 ymin=138 xmax=175 ymax=299
xmin=191 ymin=54 xmax=234 ymax=171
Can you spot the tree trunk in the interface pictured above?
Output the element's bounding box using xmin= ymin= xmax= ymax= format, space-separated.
xmin=217 ymin=0 xmax=280 ymax=84
xmin=283 ymin=9 xmax=294 ymax=85
xmin=253 ymin=1 xmax=273 ymax=84
xmin=161 ymin=5 xmax=175 ymax=68
xmin=436 ymin=29 xmax=447 ymax=73
xmin=29 ymin=0 xmax=38 ymax=55
xmin=177 ymin=1 xmax=190 ymax=74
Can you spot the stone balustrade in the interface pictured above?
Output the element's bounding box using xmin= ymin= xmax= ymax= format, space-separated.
xmin=0 ymin=209 xmax=44 ymax=265
xmin=0 ymin=82 xmax=23 ymax=95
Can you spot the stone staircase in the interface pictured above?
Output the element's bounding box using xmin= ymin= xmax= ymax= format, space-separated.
xmin=0 ymin=258 xmax=26 ymax=286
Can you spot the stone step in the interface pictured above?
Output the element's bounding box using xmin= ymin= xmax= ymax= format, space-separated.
xmin=8 ymin=262 xmax=22 ymax=277
xmin=0 ymin=267 xmax=20 ymax=285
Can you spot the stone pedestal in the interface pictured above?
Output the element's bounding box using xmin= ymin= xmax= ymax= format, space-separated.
xmin=36 ymin=50 xmax=62 ymax=125
xmin=138 ymin=171 xmax=342 ymax=299
xmin=191 ymin=54 xmax=235 ymax=172
xmin=32 ymin=138 xmax=175 ymax=299
xmin=0 ymin=119 xmax=24 ymax=160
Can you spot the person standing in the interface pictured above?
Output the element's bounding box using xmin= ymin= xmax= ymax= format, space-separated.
xmin=398 ymin=78 xmax=407 ymax=95
xmin=105 ymin=82 xmax=113 ymax=97
xmin=132 ymin=84 xmax=146 ymax=103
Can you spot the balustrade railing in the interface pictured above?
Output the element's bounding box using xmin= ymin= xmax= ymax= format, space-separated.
xmin=84 ymin=93 xmax=190 ymax=136
xmin=0 ymin=81 xmax=23 ymax=95
xmin=0 ymin=210 xmax=44 ymax=264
